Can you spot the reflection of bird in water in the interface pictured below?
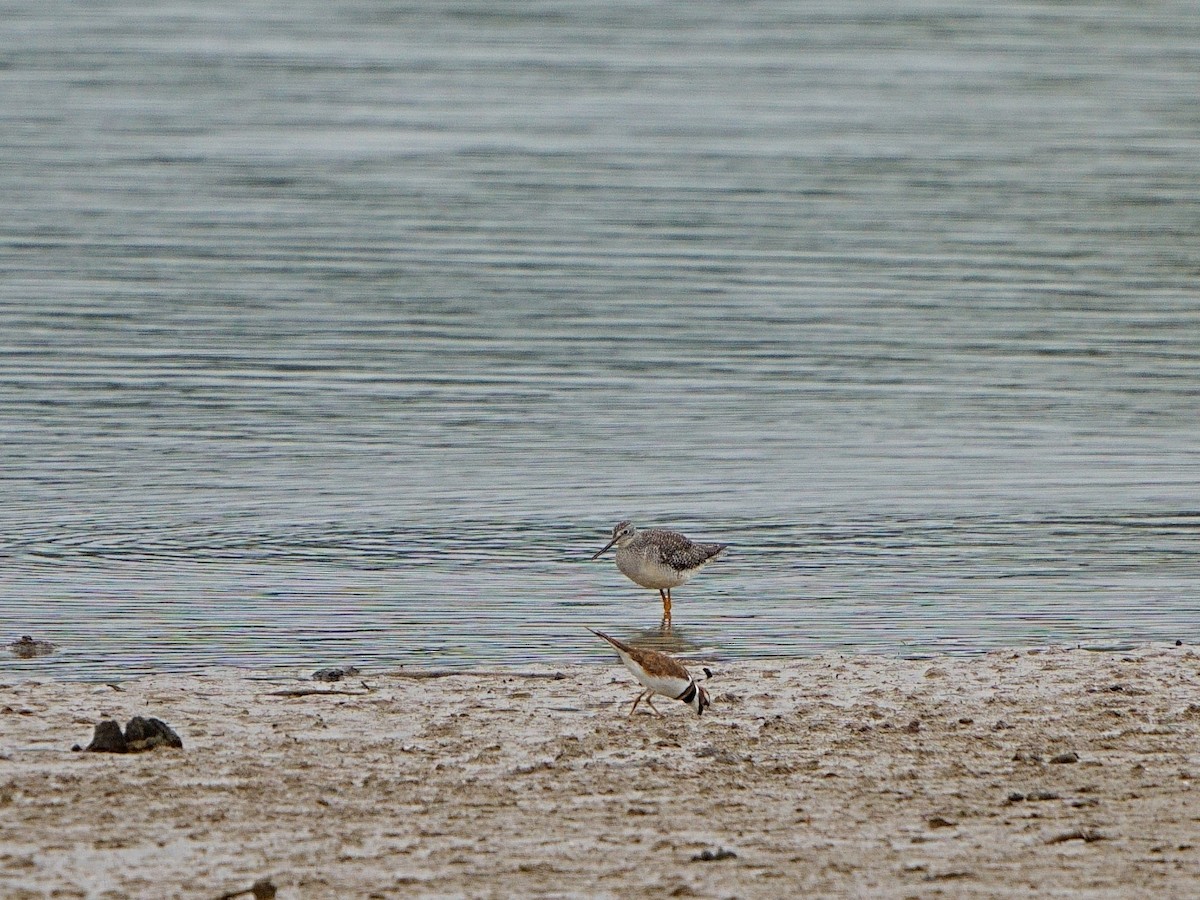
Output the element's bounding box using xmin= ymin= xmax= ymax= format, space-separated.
xmin=625 ymin=623 xmax=706 ymax=657
xmin=591 ymin=520 xmax=727 ymax=625
xmin=589 ymin=628 xmax=711 ymax=717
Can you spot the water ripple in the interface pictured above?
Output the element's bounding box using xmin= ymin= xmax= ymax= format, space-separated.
xmin=3 ymin=0 xmax=1199 ymax=678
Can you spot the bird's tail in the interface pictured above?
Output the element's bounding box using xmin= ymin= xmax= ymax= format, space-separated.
xmin=587 ymin=628 xmax=634 ymax=654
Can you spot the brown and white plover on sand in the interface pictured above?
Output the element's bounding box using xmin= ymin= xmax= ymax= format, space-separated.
xmin=589 ymin=628 xmax=710 ymax=716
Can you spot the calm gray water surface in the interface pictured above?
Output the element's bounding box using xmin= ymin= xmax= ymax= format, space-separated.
xmin=2 ymin=1 xmax=1199 ymax=680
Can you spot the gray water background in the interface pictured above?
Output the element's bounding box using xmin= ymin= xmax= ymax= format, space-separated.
xmin=2 ymin=1 xmax=1198 ymax=680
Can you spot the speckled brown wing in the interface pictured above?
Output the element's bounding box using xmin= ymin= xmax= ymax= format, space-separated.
xmin=645 ymin=529 xmax=726 ymax=573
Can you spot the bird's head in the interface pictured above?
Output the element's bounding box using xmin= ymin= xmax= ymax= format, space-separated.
xmin=591 ymin=520 xmax=637 ymax=559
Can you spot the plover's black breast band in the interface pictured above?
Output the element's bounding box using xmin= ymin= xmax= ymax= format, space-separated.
xmin=676 ymin=681 xmax=697 ymax=704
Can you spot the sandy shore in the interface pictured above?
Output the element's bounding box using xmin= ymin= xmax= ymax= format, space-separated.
xmin=2 ymin=644 xmax=1199 ymax=898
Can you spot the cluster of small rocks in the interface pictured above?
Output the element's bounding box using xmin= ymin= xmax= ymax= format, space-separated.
xmin=73 ymin=716 xmax=183 ymax=753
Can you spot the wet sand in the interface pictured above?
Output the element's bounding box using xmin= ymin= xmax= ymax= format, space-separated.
xmin=2 ymin=644 xmax=1199 ymax=898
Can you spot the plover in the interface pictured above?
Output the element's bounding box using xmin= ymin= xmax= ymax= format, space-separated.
xmin=591 ymin=520 xmax=727 ymax=622
xmin=589 ymin=628 xmax=710 ymax=716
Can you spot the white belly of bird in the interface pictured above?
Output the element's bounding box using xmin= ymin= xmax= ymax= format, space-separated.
xmin=615 ymin=547 xmax=696 ymax=590
xmin=617 ymin=651 xmax=693 ymax=699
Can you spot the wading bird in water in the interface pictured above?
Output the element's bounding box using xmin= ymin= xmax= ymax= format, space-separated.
xmin=591 ymin=520 xmax=726 ymax=624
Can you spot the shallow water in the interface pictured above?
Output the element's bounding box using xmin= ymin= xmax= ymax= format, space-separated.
xmin=2 ymin=1 xmax=1199 ymax=679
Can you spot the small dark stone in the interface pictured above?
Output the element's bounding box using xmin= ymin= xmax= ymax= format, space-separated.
xmin=1046 ymin=828 xmax=1106 ymax=845
xmin=312 ymin=666 xmax=361 ymax=682
xmin=1006 ymin=792 xmax=1026 ymax=803
xmin=1050 ymin=750 xmax=1079 ymax=765
xmin=927 ymin=816 xmax=956 ymax=828
xmin=1027 ymin=790 xmax=1060 ymax=802
xmin=903 ymin=718 xmax=921 ymax=733
xmin=923 ymin=870 xmax=974 ymax=882
xmin=691 ymin=848 xmax=737 ymax=862
xmin=85 ymin=720 xmax=127 ymax=753
xmin=216 ymin=877 xmax=277 ymax=900
xmin=694 ymin=745 xmax=740 ymax=764
xmin=1176 ymin=640 xmax=1183 ymax=647
xmin=124 ymin=716 xmax=183 ymax=752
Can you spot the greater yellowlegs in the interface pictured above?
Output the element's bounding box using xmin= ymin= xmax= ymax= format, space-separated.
xmin=590 ymin=520 xmax=726 ymax=623
xmin=589 ymin=628 xmax=710 ymax=716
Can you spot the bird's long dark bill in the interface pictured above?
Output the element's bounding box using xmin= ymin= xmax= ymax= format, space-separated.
xmin=591 ymin=537 xmax=619 ymax=560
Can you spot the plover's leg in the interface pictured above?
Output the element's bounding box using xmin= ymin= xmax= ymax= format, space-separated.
xmin=645 ymin=695 xmax=662 ymax=716
xmin=629 ymin=690 xmax=649 ymax=716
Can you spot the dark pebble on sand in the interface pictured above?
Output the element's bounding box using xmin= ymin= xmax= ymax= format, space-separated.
xmin=1027 ymin=790 xmax=1061 ymax=801
xmin=124 ymin=716 xmax=184 ymax=752
xmin=312 ymin=667 xmax=361 ymax=682
xmin=694 ymin=745 xmax=741 ymax=764
xmin=1050 ymin=751 xmax=1080 ymax=764
xmin=217 ymin=876 xmax=277 ymax=900
xmin=1046 ymin=828 xmax=1105 ymax=844
xmin=691 ymin=848 xmax=737 ymax=862
xmin=84 ymin=720 xmax=128 ymax=753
